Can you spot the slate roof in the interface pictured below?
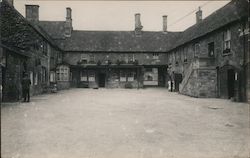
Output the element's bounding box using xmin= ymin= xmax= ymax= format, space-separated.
xmin=59 ymin=31 xmax=182 ymax=52
xmin=39 ymin=21 xmax=66 ymax=39
xmin=166 ymin=0 xmax=248 ymax=51
xmin=36 ymin=0 xmax=248 ymax=53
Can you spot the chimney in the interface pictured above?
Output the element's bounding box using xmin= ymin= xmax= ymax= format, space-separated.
xmin=65 ymin=7 xmax=73 ymax=37
xmin=6 ymin=0 xmax=14 ymax=5
xmin=163 ymin=15 xmax=168 ymax=33
xmin=196 ymin=7 xmax=202 ymax=24
xmin=135 ymin=13 xmax=143 ymax=36
xmin=25 ymin=5 xmax=39 ymax=22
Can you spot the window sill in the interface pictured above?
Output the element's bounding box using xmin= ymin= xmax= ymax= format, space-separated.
xmin=222 ymin=53 xmax=232 ymax=57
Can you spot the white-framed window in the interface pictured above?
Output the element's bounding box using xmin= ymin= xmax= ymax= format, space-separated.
xmin=80 ymin=54 xmax=88 ymax=64
xmin=127 ymin=72 xmax=134 ymax=82
xmin=81 ymin=70 xmax=88 ymax=81
xmin=223 ymin=29 xmax=231 ymax=52
xmin=56 ymin=65 xmax=69 ymax=81
xmin=194 ymin=43 xmax=200 ymax=57
xmin=50 ymin=71 xmax=56 ymax=82
xmin=120 ymin=71 xmax=126 ymax=82
xmin=88 ymin=71 xmax=95 ymax=82
xmin=153 ymin=53 xmax=159 ymax=59
xmin=89 ymin=54 xmax=95 ymax=63
xmin=30 ymin=71 xmax=33 ymax=86
xmin=34 ymin=73 xmax=38 ymax=85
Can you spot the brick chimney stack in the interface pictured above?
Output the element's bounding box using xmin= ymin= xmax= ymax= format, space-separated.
xmin=65 ymin=7 xmax=73 ymax=37
xmin=135 ymin=13 xmax=143 ymax=36
xmin=25 ymin=5 xmax=39 ymax=22
xmin=196 ymin=7 xmax=202 ymax=24
xmin=163 ymin=15 xmax=168 ymax=33
xmin=6 ymin=0 xmax=14 ymax=5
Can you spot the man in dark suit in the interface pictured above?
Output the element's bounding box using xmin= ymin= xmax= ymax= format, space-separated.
xmin=22 ymin=73 xmax=31 ymax=102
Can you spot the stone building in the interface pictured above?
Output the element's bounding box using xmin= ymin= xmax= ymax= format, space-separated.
xmin=0 ymin=0 xmax=63 ymax=102
xmin=166 ymin=0 xmax=249 ymax=102
xmin=38 ymin=9 xmax=181 ymax=89
xmin=1 ymin=0 xmax=249 ymax=102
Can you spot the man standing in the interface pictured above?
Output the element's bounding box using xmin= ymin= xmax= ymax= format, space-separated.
xmin=22 ymin=73 xmax=31 ymax=102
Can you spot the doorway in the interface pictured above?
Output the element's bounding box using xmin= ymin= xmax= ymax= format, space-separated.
xmin=174 ymin=73 xmax=183 ymax=92
xmin=98 ymin=73 xmax=106 ymax=87
xmin=227 ymin=69 xmax=235 ymax=99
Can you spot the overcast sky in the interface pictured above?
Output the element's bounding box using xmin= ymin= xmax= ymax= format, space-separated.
xmin=14 ymin=0 xmax=230 ymax=31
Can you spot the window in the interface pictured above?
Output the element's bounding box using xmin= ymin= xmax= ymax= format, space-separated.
xmin=153 ymin=53 xmax=159 ymax=59
xmin=41 ymin=41 xmax=48 ymax=56
xmin=88 ymin=71 xmax=95 ymax=82
xmin=30 ymin=71 xmax=33 ymax=85
xmin=41 ymin=67 xmax=47 ymax=83
xmin=128 ymin=54 xmax=135 ymax=63
xmin=194 ymin=43 xmax=200 ymax=57
xmin=81 ymin=70 xmax=87 ymax=81
xmin=146 ymin=75 xmax=153 ymax=81
xmin=89 ymin=54 xmax=95 ymax=63
xmin=56 ymin=65 xmax=69 ymax=81
xmin=127 ymin=72 xmax=134 ymax=81
xmin=34 ymin=73 xmax=38 ymax=85
xmin=208 ymin=42 xmax=215 ymax=57
xmin=223 ymin=29 xmax=231 ymax=53
xmin=50 ymin=71 xmax=56 ymax=82
xmin=183 ymin=48 xmax=187 ymax=63
xmin=120 ymin=71 xmax=126 ymax=82
xmin=80 ymin=54 xmax=88 ymax=64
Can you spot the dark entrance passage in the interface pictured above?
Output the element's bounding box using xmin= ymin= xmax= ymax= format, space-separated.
xmin=174 ymin=73 xmax=183 ymax=92
xmin=158 ymin=67 xmax=166 ymax=87
xmin=98 ymin=73 xmax=106 ymax=87
xmin=227 ymin=69 xmax=235 ymax=99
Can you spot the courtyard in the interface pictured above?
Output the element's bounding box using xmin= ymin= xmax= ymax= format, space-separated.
xmin=1 ymin=88 xmax=249 ymax=158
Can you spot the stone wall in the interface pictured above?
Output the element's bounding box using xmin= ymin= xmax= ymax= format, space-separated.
xmin=167 ymin=20 xmax=247 ymax=100
xmin=1 ymin=0 xmax=63 ymax=101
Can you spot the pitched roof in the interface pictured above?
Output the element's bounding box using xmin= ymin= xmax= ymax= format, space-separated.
xmin=37 ymin=0 xmax=248 ymax=53
xmin=1 ymin=0 xmax=61 ymax=55
xmin=57 ymin=31 xmax=181 ymax=52
xmin=39 ymin=21 xmax=66 ymax=39
xmin=166 ymin=0 xmax=248 ymax=51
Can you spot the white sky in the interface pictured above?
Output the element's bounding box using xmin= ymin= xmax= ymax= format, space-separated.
xmin=14 ymin=0 xmax=230 ymax=31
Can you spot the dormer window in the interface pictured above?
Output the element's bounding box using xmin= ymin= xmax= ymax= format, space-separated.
xmin=153 ymin=53 xmax=159 ymax=59
xmin=89 ymin=54 xmax=95 ymax=63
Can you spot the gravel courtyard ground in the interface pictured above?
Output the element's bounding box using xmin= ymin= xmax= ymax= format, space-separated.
xmin=1 ymin=88 xmax=249 ymax=158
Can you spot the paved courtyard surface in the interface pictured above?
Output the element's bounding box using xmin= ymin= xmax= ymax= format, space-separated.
xmin=1 ymin=88 xmax=249 ymax=158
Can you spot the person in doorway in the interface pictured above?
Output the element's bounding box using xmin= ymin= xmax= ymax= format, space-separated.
xmin=22 ymin=73 xmax=31 ymax=102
